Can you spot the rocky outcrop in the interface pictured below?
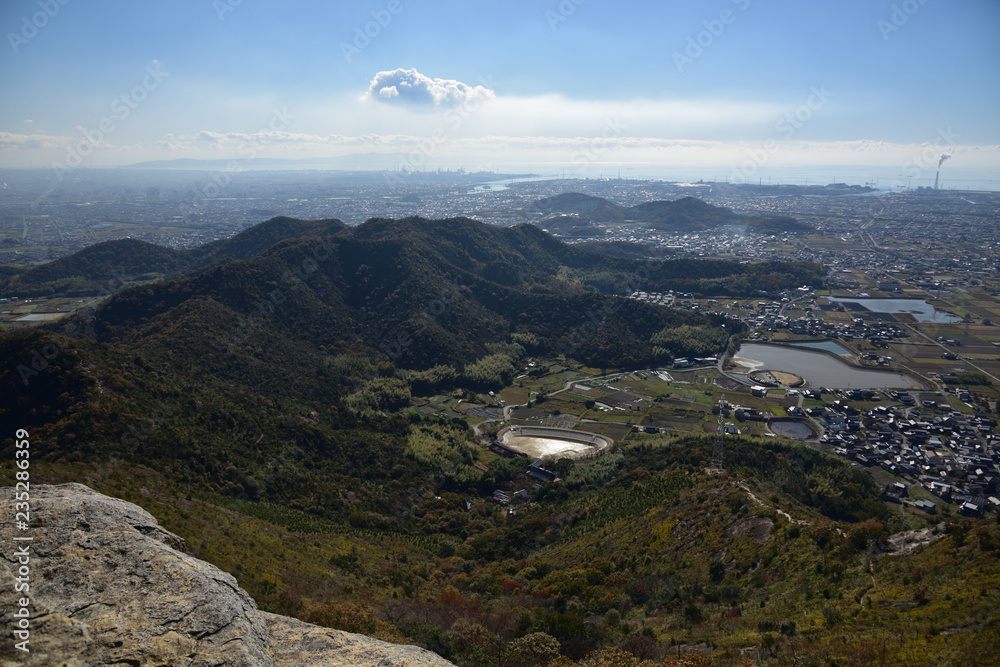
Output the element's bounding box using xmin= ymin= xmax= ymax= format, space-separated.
xmin=881 ymin=523 xmax=947 ymax=556
xmin=724 ymin=516 xmax=774 ymax=545
xmin=0 ymin=483 xmax=453 ymax=666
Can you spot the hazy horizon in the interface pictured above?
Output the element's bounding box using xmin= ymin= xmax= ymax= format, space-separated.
xmin=3 ymin=162 xmax=997 ymax=193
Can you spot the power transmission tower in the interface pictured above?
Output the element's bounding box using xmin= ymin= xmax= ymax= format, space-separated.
xmin=711 ymin=395 xmax=726 ymax=470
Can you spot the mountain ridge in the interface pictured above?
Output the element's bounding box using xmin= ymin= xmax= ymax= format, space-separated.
xmin=530 ymin=193 xmax=813 ymax=235
xmin=53 ymin=214 xmax=827 ymax=372
xmin=0 ymin=216 xmax=348 ymax=297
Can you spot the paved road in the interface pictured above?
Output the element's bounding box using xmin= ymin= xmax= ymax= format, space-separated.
xmin=778 ymin=292 xmax=812 ymax=316
xmin=716 ymin=336 xmax=753 ymax=387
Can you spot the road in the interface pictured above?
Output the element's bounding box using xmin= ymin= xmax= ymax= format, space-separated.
xmin=716 ymin=336 xmax=753 ymax=387
xmin=778 ymin=291 xmax=813 ymax=316
xmin=900 ymin=322 xmax=1000 ymax=385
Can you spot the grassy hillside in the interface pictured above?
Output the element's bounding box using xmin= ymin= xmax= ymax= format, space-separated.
xmin=12 ymin=434 xmax=998 ymax=666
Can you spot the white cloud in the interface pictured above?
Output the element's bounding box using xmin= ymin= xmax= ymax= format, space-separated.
xmin=0 ymin=131 xmax=77 ymax=150
xmin=364 ymin=68 xmax=495 ymax=109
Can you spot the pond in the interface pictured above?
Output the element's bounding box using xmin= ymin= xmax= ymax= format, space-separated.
xmin=498 ymin=426 xmax=612 ymax=460
xmin=16 ymin=313 xmax=65 ymax=322
xmin=828 ymin=297 xmax=962 ymax=323
xmin=769 ymin=420 xmax=815 ymax=440
xmin=787 ymin=340 xmax=852 ymax=356
xmin=734 ymin=344 xmax=916 ymax=389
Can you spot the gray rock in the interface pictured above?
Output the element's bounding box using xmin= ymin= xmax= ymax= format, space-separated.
xmin=263 ymin=613 xmax=456 ymax=667
xmin=880 ymin=522 xmax=946 ymax=556
xmin=0 ymin=483 xmax=453 ymax=667
xmin=723 ymin=516 xmax=773 ymax=545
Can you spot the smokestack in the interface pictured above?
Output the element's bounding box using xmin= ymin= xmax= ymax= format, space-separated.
xmin=934 ymin=154 xmax=951 ymax=190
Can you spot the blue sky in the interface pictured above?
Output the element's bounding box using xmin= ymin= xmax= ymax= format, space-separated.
xmin=1 ymin=0 xmax=998 ymax=183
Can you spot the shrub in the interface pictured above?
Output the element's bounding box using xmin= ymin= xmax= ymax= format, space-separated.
xmin=620 ymin=634 xmax=660 ymax=660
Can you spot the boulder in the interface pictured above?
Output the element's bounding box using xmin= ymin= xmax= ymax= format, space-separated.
xmin=0 ymin=483 xmax=453 ymax=667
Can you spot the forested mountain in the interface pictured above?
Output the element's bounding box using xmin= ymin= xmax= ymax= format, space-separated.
xmin=530 ymin=194 xmax=813 ymax=235
xmin=530 ymin=193 xmax=627 ymax=222
xmin=5 ymin=215 xmax=823 ymax=371
xmin=0 ymin=216 xmax=347 ymax=296
xmin=75 ymin=217 xmax=743 ymax=369
xmin=2 ymin=214 xmax=821 ymax=495
xmin=0 ymin=213 xmax=827 ymax=527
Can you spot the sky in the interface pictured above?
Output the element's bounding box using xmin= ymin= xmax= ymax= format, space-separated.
xmin=1 ymin=0 xmax=998 ymax=187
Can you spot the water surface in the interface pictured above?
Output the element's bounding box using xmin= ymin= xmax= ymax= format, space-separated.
xmin=735 ymin=344 xmax=913 ymax=389
xmin=828 ymin=297 xmax=961 ymax=324
xmin=769 ymin=420 xmax=814 ymax=440
xmin=787 ymin=340 xmax=852 ymax=356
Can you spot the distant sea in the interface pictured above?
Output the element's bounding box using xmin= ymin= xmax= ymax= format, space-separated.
xmin=489 ymin=163 xmax=1000 ymax=193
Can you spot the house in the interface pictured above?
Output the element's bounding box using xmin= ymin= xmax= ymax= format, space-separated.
xmin=489 ymin=442 xmax=520 ymax=458
xmin=913 ymin=499 xmax=937 ymax=514
xmin=734 ymin=407 xmax=760 ymax=421
xmin=883 ymin=482 xmax=908 ymax=501
xmin=926 ymin=481 xmax=953 ymax=500
xmin=959 ymin=502 xmax=984 ymax=518
xmin=526 ymin=460 xmax=559 ymax=483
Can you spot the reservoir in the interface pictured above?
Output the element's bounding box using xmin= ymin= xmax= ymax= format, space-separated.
xmin=769 ymin=420 xmax=815 ymax=440
xmin=734 ymin=344 xmax=915 ymax=389
xmin=828 ymin=297 xmax=962 ymax=324
xmin=16 ymin=313 xmax=65 ymax=322
xmin=497 ymin=426 xmax=612 ymax=460
xmin=787 ymin=340 xmax=852 ymax=356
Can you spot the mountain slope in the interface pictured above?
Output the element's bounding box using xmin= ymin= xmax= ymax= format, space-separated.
xmin=626 ymin=196 xmax=736 ymax=230
xmin=189 ymin=216 xmax=349 ymax=264
xmin=531 ymin=193 xmax=814 ymax=234
xmin=0 ymin=215 xmax=762 ymax=522
xmin=531 ymin=192 xmax=626 ymax=221
xmin=0 ymin=214 xmax=830 ymax=526
xmin=0 ymin=216 xmax=348 ymax=297
xmin=0 ymin=238 xmax=185 ymax=296
xmin=84 ymin=218 xmax=725 ymax=371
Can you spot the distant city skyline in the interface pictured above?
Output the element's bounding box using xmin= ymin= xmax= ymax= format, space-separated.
xmin=1 ymin=0 xmax=998 ymax=188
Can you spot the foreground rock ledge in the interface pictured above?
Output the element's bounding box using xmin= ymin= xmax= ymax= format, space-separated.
xmin=0 ymin=483 xmax=454 ymax=667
